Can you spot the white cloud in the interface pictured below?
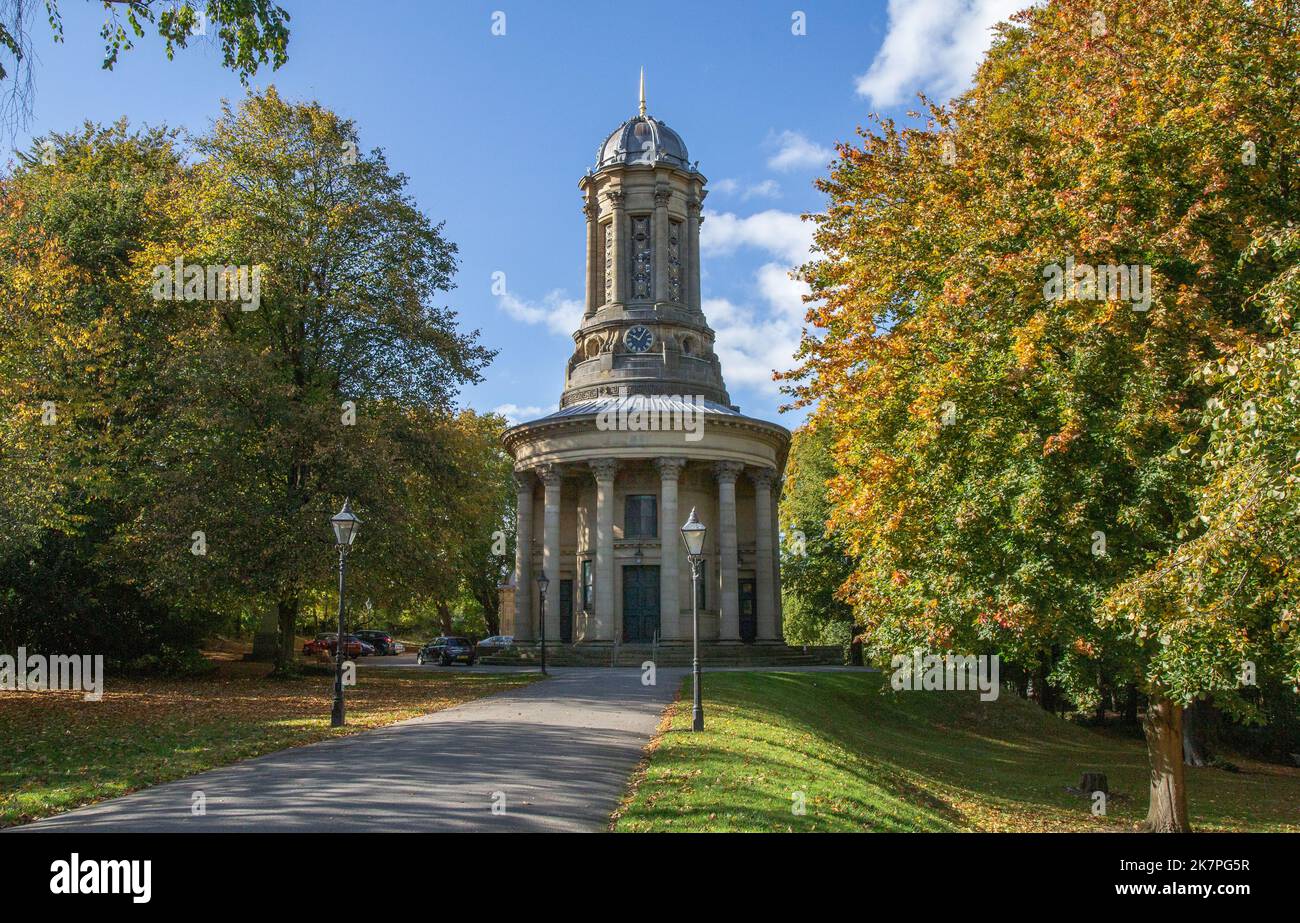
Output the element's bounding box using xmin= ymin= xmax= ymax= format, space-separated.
xmin=856 ymin=0 xmax=1024 ymax=107
xmin=700 ymin=209 xmax=813 ymax=266
xmin=712 ymin=177 xmax=782 ymax=201
xmin=742 ymin=179 xmax=781 ymax=201
xmin=492 ymin=402 xmax=556 ymax=426
xmin=698 ymin=208 xmax=817 ymax=394
xmin=766 ymin=130 xmax=834 ymax=172
xmin=496 ymin=287 xmax=583 ymax=337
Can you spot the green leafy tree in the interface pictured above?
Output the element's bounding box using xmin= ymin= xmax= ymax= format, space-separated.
xmin=779 ymin=422 xmax=858 ymax=659
xmin=0 ymin=1 xmax=290 ymax=132
xmin=123 ymin=88 xmax=493 ymax=671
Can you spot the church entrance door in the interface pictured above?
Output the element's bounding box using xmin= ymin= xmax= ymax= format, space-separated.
xmin=622 ymin=565 xmax=660 ymax=643
xmin=739 ymin=578 xmax=757 ymax=643
xmin=559 ymin=579 xmax=573 ymax=643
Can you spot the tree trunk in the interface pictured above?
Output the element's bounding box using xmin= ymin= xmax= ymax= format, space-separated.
xmin=1140 ymin=695 xmax=1192 ymax=832
xmin=848 ymin=629 xmax=864 ymax=666
xmin=1093 ymin=690 xmax=1108 ymax=725
xmin=1123 ymin=684 xmax=1139 ymax=723
xmin=436 ymin=600 xmax=454 ymax=636
xmin=1182 ymin=697 xmax=1215 ymax=767
xmin=1031 ymin=665 xmax=1056 ymax=712
xmin=272 ymin=596 xmax=298 ymax=675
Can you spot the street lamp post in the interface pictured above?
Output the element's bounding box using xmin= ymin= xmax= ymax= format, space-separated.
xmin=536 ymin=571 xmax=550 ymax=676
xmin=330 ymin=498 xmax=361 ymax=727
xmin=680 ymin=508 xmax=707 ymax=731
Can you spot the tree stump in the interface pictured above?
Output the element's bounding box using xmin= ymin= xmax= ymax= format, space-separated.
xmin=1080 ymin=772 xmax=1108 ymax=794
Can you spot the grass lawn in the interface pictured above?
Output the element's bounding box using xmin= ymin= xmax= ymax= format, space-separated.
xmin=612 ymin=671 xmax=1300 ymax=832
xmin=0 ymin=658 xmax=538 ymax=828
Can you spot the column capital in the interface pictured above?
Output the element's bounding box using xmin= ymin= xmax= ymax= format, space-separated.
xmin=654 ymin=456 xmax=688 ymax=479
xmin=582 ymin=200 xmax=598 ymax=219
xmin=605 ymin=189 xmax=625 ymax=208
xmin=654 ymin=188 xmax=672 ymax=208
xmin=713 ymin=459 xmax=744 ymax=484
xmin=747 ymin=466 xmax=778 ymax=489
xmin=538 ymin=463 xmax=564 ymax=488
xmin=513 ymin=469 xmax=535 ymax=491
xmin=589 ymin=458 xmax=620 ymax=481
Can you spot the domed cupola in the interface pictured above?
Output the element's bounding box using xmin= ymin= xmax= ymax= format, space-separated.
xmin=594 ymin=70 xmax=696 ymax=174
xmin=596 ymin=115 xmax=693 ymax=172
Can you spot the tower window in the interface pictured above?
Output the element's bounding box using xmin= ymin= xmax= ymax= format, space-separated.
xmin=624 ymin=494 xmax=658 ymax=539
xmin=631 ymin=216 xmax=652 ymax=299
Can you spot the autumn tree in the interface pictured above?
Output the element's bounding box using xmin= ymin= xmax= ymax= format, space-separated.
xmin=785 ymin=0 xmax=1300 ymax=831
xmin=0 ymin=122 xmax=216 ymax=660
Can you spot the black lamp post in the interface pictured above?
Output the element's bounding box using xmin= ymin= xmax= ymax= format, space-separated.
xmin=330 ymin=498 xmax=361 ymax=727
xmin=680 ymin=508 xmax=707 ymax=731
xmin=536 ymin=571 xmax=550 ymax=676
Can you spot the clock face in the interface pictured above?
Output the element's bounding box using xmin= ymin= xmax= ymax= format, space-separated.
xmin=624 ymin=325 xmax=654 ymax=354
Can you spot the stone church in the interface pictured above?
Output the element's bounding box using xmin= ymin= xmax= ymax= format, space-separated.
xmin=502 ymin=86 xmax=791 ymax=650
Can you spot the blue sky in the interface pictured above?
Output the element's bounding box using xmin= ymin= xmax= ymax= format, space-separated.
xmin=15 ymin=0 xmax=1023 ymax=428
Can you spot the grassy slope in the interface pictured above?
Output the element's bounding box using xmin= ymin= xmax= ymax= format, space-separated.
xmin=613 ymin=672 xmax=1300 ymax=832
xmin=0 ymin=660 xmax=537 ymax=828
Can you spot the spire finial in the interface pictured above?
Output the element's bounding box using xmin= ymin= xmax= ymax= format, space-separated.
xmin=639 ymin=67 xmax=646 ymax=117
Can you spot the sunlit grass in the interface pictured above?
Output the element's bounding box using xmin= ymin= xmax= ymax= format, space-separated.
xmin=613 ymin=672 xmax=1300 ymax=832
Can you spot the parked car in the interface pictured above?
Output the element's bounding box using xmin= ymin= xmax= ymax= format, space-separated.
xmin=345 ymin=635 xmax=376 ymax=658
xmin=417 ymin=636 xmax=477 ymax=666
xmin=475 ymin=635 xmax=515 ymax=657
xmin=355 ymin=630 xmax=402 ymax=656
xmin=306 ymin=633 xmax=373 ymax=659
xmin=303 ymin=634 xmax=333 ymax=656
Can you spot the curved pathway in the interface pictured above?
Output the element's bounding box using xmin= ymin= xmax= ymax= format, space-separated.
xmin=17 ymin=667 xmax=680 ymax=833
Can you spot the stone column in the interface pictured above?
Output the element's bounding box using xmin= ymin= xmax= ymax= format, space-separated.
xmin=583 ymin=198 xmax=598 ymax=317
xmin=687 ymin=188 xmax=706 ymax=311
xmin=513 ymin=469 xmax=535 ymax=641
xmin=750 ymin=467 xmax=777 ymax=641
xmin=654 ymin=187 xmax=671 ymax=304
xmin=539 ymin=464 xmax=563 ymax=642
xmin=590 ymin=458 xmax=619 ymax=641
xmin=773 ymin=475 xmax=785 ymax=640
xmin=655 ymin=457 xmax=687 ymax=640
xmin=714 ymin=460 xmax=743 ymax=641
xmin=608 ymin=189 xmax=626 ymax=306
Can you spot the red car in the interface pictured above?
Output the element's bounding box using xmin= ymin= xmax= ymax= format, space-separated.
xmin=302 ymin=633 xmax=372 ymax=658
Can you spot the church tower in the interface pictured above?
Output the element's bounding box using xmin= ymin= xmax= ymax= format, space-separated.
xmin=564 ymin=71 xmax=730 ymax=408
xmin=502 ymin=76 xmax=790 ymax=654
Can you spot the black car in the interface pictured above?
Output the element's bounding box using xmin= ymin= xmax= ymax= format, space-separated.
xmin=355 ymin=630 xmax=401 ymax=656
xmin=417 ymin=636 xmax=477 ymax=666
